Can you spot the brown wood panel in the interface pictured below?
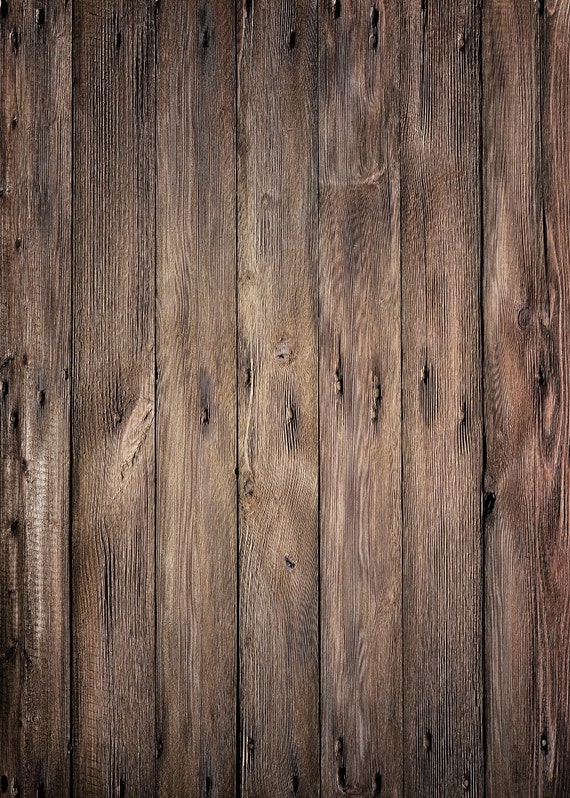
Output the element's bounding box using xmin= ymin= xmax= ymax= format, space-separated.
xmin=318 ymin=1 xmax=401 ymax=796
xmin=236 ymin=0 xmax=319 ymax=794
xmin=71 ymin=1 xmax=156 ymax=795
xmin=482 ymin=1 xmax=543 ymax=795
xmin=155 ymin=0 xmax=237 ymax=796
xmin=536 ymin=2 xmax=570 ymax=793
xmin=0 ymin=1 xmax=71 ymax=795
xmin=400 ymin=1 xmax=484 ymax=795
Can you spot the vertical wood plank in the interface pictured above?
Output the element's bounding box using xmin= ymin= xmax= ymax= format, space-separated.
xmin=318 ymin=1 xmax=402 ymax=796
xmin=400 ymin=1 xmax=484 ymax=794
xmin=482 ymin=1 xmax=543 ymax=795
xmin=0 ymin=1 xmax=71 ymax=795
xmin=155 ymin=0 xmax=237 ymax=795
xmin=72 ymin=1 xmax=156 ymax=795
xmin=236 ymin=0 xmax=319 ymax=794
xmin=536 ymin=2 xmax=570 ymax=793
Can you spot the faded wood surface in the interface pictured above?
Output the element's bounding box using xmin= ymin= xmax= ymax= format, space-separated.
xmin=156 ymin=0 xmax=237 ymax=796
xmin=318 ymin=0 xmax=401 ymax=796
xmin=401 ymin=1 xmax=484 ymax=795
xmin=3 ymin=1 xmax=570 ymax=796
xmin=71 ymin=1 xmax=156 ymax=795
xmin=482 ymin=0 xmax=543 ymax=795
xmin=0 ymin=1 xmax=71 ymax=796
xmin=237 ymin=0 xmax=319 ymax=795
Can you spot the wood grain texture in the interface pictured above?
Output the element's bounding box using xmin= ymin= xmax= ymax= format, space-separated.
xmin=236 ymin=0 xmax=319 ymax=794
xmin=482 ymin=1 xmax=543 ymax=795
xmin=155 ymin=0 xmax=237 ymax=796
xmin=0 ymin=1 xmax=71 ymax=795
xmin=400 ymin=1 xmax=484 ymax=795
xmin=71 ymin=1 xmax=156 ymax=795
xmin=318 ymin=1 xmax=401 ymax=796
xmin=536 ymin=1 xmax=570 ymax=793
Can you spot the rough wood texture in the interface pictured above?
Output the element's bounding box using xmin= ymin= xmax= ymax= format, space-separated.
xmin=4 ymin=2 xmax=570 ymax=795
xmin=537 ymin=2 xmax=570 ymax=794
xmin=482 ymin=1 xmax=543 ymax=795
xmin=0 ymin=1 xmax=71 ymax=795
xmin=318 ymin=1 xmax=401 ymax=796
xmin=401 ymin=1 xmax=484 ymax=795
xmin=155 ymin=0 xmax=237 ymax=796
xmin=236 ymin=0 xmax=319 ymax=794
xmin=71 ymin=1 xmax=156 ymax=795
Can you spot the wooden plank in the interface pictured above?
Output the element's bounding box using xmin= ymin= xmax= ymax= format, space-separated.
xmin=0 ymin=1 xmax=71 ymax=795
xmin=535 ymin=3 xmax=570 ymax=794
xmin=482 ymin=1 xmax=543 ymax=795
xmin=236 ymin=0 xmax=319 ymax=794
xmin=400 ymin=1 xmax=484 ymax=794
xmin=318 ymin=0 xmax=401 ymax=795
xmin=71 ymin=1 xmax=156 ymax=795
xmin=155 ymin=0 xmax=237 ymax=795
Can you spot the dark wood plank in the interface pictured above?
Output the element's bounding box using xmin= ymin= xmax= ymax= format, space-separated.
xmin=0 ymin=1 xmax=71 ymax=795
xmin=400 ymin=1 xmax=484 ymax=794
xmin=318 ymin=1 xmax=402 ymax=795
xmin=237 ymin=0 xmax=319 ymax=794
xmin=155 ymin=0 xmax=237 ymax=795
xmin=482 ymin=1 xmax=543 ymax=795
xmin=535 ymin=3 xmax=570 ymax=794
xmin=72 ymin=1 xmax=156 ymax=794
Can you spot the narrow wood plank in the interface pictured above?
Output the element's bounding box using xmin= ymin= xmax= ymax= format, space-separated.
xmin=72 ymin=1 xmax=156 ymax=794
xmin=237 ymin=0 xmax=319 ymax=794
xmin=535 ymin=3 xmax=570 ymax=793
xmin=482 ymin=1 xmax=543 ymax=795
xmin=0 ymin=1 xmax=71 ymax=795
xmin=155 ymin=1 xmax=237 ymax=796
xmin=400 ymin=1 xmax=484 ymax=794
xmin=318 ymin=1 xmax=402 ymax=796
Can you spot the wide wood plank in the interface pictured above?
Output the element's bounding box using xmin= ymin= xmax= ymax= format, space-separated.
xmin=318 ymin=1 xmax=401 ymax=795
xmin=0 ymin=1 xmax=71 ymax=795
xmin=536 ymin=3 xmax=570 ymax=793
xmin=71 ymin=1 xmax=156 ymax=795
xmin=237 ymin=0 xmax=319 ymax=794
xmin=400 ymin=1 xmax=484 ymax=794
xmin=482 ymin=1 xmax=543 ymax=795
xmin=155 ymin=0 xmax=237 ymax=795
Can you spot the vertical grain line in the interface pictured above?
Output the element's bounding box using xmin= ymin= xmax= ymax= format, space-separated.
xmin=316 ymin=0 xmax=321 ymax=790
xmin=234 ymin=0 xmax=241 ymax=793
xmin=69 ymin=0 xmax=75 ymax=793
xmin=478 ymin=0 xmax=487 ymax=793
xmin=399 ymin=4 xmax=405 ymax=795
xmin=153 ymin=0 xmax=159 ymax=792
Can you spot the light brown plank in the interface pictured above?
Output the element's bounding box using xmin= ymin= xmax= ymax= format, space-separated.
xmin=536 ymin=2 xmax=570 ymax=793
xmin=237 ymin=0 xmax=319 ymax=794
xmin=400 ymin=1 xmax=484 ymax=794
xmin=0 ymin=1 xmax=71 ymax=795
xmin=72 ymin=1 xmax=156 ymax=794
xmin=155 ymin=0 xmax=237 ymax=795
xmin=318 ymin=0 xmax=402 ymax=795
xmin=482 ymin=0 xmax=543 ymax=795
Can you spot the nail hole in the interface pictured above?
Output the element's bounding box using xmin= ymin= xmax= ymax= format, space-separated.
xmin=332 ymin=0 xmax=341 ymax=18
xmin=0 ymin=1 xmax=7 ymax=19
xmin=14 ymin=237 xmax=21 ymax=249
xmin=115 ymin=30 xmax=121 ymax=48
xmin=423 ymin=731 xmax=432 ymax=751
xmin=202 ymin=27 xmax=210 ymax=48
xmin=288 ymin=29 xmax=296 ymax=49
xmin=11 ymin=116 xmax=17 ymax=129
xmin=1 ymin=380 xmax=8 ymax=397
xmin=284 ymin=555 xmax=296 ymax=569
xmin=37 ymin=390 xmax=45 ymax=407
xmin=483 ymin=491 xmax=496 ymax=518
xmin=9 ymin=518 xmax=18 ymax=536
xmin=35 ymin=7 xmax=45 ymax=26
xmin=0 ymin=776 xmax=7 ymax=793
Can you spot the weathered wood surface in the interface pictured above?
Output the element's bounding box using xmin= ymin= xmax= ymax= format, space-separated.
xmin=72 ymin=1 xmax=156 ymax=795
xmin=156 ymin=0 xmax=237 ymax=796
xmin=400 ymin=1 xmax=484 ymax=795
xmin=2 ymin=1 xmax=570 ymax=795
xmin=236 ymin=0 xmax=319 ymax=795
xmin=318 ymin=0 xmax=401 ymax=796
xmin=0 ymin=1 xmax=71 ymax=796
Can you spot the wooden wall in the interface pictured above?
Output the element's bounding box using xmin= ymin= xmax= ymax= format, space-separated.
xmin=1 ymin=0 xmax=569 ymax=795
